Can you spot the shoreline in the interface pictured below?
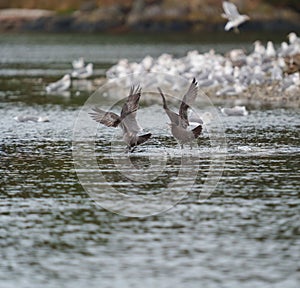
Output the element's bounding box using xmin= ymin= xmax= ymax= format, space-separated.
xmin=0 ymin=6 xmax=299 ymax=33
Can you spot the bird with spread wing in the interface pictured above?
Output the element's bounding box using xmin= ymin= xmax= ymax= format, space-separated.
xmin=222 ymin=1 xmax=250 ymax=33
xmin=89 ymin=86 xmax=151 ymax=152
xmin=158 ymin=78 xmax=202 ymax=148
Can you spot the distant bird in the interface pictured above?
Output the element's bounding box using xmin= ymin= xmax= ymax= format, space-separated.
xmin=72 ymin=63 xmax=93 ymax=79
xmin=158 ymin=78 xmax=202 ymax=148
xmin=188 ymin=111 xmax=213 ymax=126
xmin=89 ymin=85 xmax=151 ymax=152
xmin=45 ymin=74 xmax=71 ymax=93
xmin=220 ymin=105 xmax=248 ymax=116
xmin=72 ymin=57 xmax=85 ymax=70
xmin=222 ymin=1 xmax=250 ymax=33
xmin=14 ymin=115 xmax=49 ymax=122
xmin=287 ymin=32 xmax=300 ymax=45
xmin=266 ymin=41 xmax=276 ymax=58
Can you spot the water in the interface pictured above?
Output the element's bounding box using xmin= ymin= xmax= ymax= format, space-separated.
xmin=0 ymin=33 xmax=300 ymax=288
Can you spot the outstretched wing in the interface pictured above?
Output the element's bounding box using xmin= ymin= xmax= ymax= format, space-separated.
xmin=120 ymin=85 xmax=142 ymax=134
xmin=179 ymin=78 xmax=198 ymax=126
xmin=89 ymin=107 xmax=121 ymax=127
xmin=158 ymin=87 xmax=181 ymax=126
xmin=121 ymin=85 xmax=141 ymax=117
xmin=223 ymin=1 xmax=240 ymax=19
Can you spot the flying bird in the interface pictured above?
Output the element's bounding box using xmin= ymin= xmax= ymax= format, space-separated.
xmin=158 ymin=78 xmax=202 ymax=148
xmin=222 ymin=1 xmax=250 ymax=33
xmin=89 ymin=85 xmax=151 ymax=152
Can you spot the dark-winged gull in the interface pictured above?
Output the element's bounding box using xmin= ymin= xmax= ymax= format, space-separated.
xmin=158 ymin=78 xmax=202 ymax=148
xmin=222 ymin=1 xmax=250 ymax=33
xmin=89 ymin=85 xmax=151 ymax=152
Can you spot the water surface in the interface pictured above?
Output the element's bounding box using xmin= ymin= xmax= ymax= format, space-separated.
xmin=0 ymin=33 xmax=299 ymax=288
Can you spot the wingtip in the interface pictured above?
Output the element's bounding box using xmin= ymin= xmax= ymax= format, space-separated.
xmin=130 ymin=84 xmax=142 ymax=95
xmin=192 ymin=124 xmax=202 ymax=138
xmin=192 ymin=77 xmax=198 ymax=86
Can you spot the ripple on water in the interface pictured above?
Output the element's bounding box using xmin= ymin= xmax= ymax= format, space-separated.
xmin=0 ymin=98 xmax=300 ymax=287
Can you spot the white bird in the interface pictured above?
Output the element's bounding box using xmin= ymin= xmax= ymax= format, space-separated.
xmin=189 ymin=111 xmax=213 ymax=126
xmin=46 ymin=74 xmax=71 ymax=93
xmin=266 ymin=41 xmax=276 ymax=58
xmin=220 ymin=105 xmax=248 ymax=116
xmin=14 ymin=115 xmax=49 ymax=122
xmin=72 ymin=63 xmax=93 ymax=79
xmin=287 ymin=32 xmax=300 ymax=45
xmin=216 ymin=83 xmax=246 ymax=96
xmin=222 ymin=1 xmax=250 ymax=33
xmin=72 ymin=57 xmax=85 ymax=70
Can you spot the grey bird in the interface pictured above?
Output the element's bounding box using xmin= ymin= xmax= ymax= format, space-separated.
xmin=158 ymin=78 xmax=202 ymax=148
xmin=45 ymin=74 xmax=71 ymax=93
xmin=89 ymin=85 xmax=151 ymax=152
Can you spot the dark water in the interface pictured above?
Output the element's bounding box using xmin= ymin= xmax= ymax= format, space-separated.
xmin=0 ymin=34 xmax=299 ymax=288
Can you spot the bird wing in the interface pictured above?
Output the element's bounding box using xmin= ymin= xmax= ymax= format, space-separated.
xmin=89 ymin=107 xmax=121 ymax=127
xmin=192 ymin=125 xmax=202 ymax=139
xmin=158 ymin=87 xmax=181 ymax=126
xmin=223 ymin=1 xmax=240 ymax=19
xmin=136 ymin=133 xmax=152 ymax=146
xmin=120 ymin=85 xmax=142 ymax=134
xmin=179 ymin=78 xmax=198 ymax=126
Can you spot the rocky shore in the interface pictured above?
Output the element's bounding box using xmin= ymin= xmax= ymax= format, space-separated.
xmin=0 ymin=0 xmax=299 ymax=33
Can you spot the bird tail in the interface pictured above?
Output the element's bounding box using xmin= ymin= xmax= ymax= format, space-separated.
xmin=192 ymin=125 xmax=202 ymax=139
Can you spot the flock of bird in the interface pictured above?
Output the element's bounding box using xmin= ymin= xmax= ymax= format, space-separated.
xmin=106 ymin=31 xmax=300 ymax=101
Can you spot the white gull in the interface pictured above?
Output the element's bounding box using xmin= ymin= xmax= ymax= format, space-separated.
xmin=222 ymin=1 xmax=250 ymax=33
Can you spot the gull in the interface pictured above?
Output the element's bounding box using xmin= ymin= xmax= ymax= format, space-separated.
xmin=45 ymin=74 xmax=71 ymax=93
xmin=220 ymin=105 xmax=248 ymax=116
xmin=222 ymin=1 xmax=250 ymax=33
xmin=216 ymin=83 xmax=246 ymax=96
xmin=188 ymin=111 xmax=213 ymax=126
xmin=265 ymin=41 xmax=276 ymax=58
xmin=72 ymin=63 xmax=93 ymax=79
xmin=158 ymin=78 xmax=202 ymax=148
xmin=72 ymin=57 xmax=85 ymax=70
xmin=14 ymin=115 xmax=49 ymax=122
xmin=89 ymin=85 xmax=151 ymax=152
xmin=287 ymin=32 xmax=300 ymax=45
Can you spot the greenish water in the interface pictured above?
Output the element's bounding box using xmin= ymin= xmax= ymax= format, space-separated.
xmin=0 ymin=33 xmax=299 ymax=288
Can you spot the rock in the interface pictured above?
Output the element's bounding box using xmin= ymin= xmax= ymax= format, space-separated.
xmin=72 ymin=6 xmax=125 ymax=32
xmin=0 ymin=8 xmax=55 ymax=31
